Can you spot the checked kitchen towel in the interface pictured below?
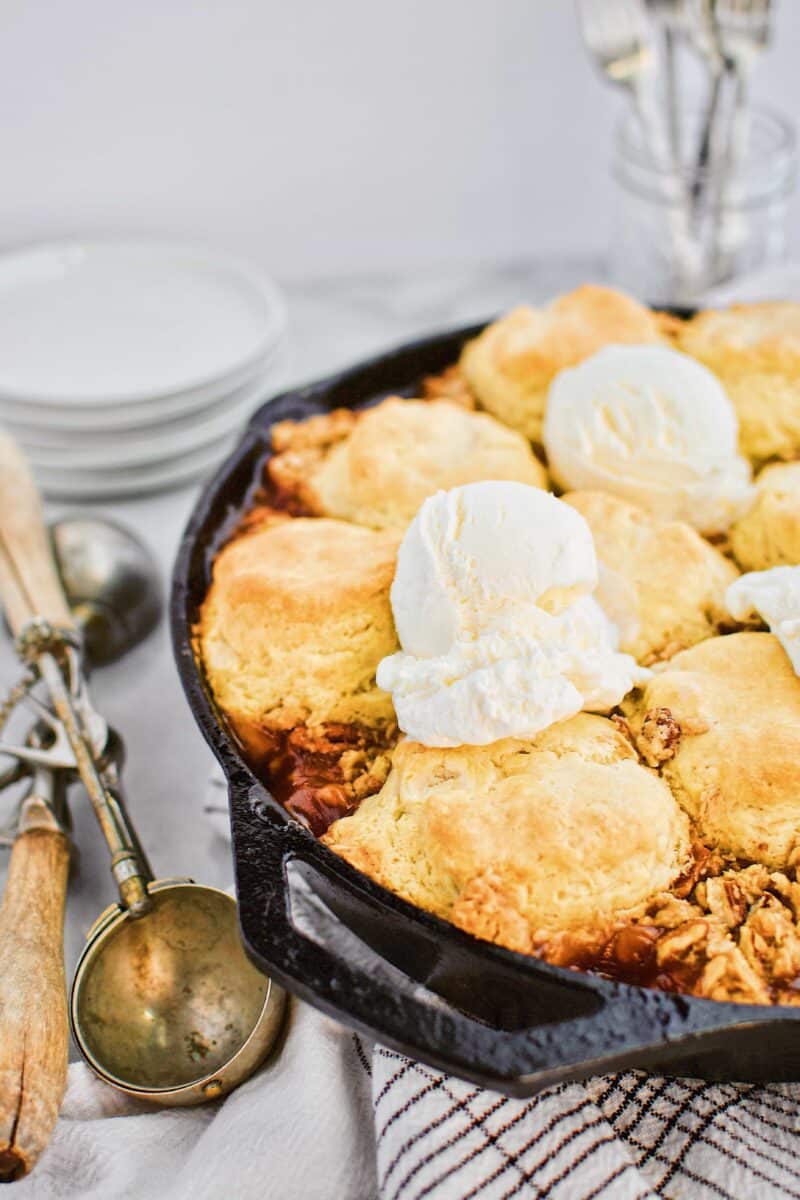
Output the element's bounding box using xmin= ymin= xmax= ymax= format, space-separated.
xmin=368 ymin=1041 xmax=800 ymax=1200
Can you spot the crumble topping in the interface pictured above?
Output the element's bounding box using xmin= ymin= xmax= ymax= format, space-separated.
xmin=530 ymin=860 xmax=800 ymax=1006
xmin=265 ymin=408 xmax=357 ymax=515
xmin=635 ymin=706 xmax=682 ymax=767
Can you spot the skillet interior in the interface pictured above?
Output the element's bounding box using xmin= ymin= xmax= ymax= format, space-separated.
xmin=171 ymin=318 xmax=800 ymax=1095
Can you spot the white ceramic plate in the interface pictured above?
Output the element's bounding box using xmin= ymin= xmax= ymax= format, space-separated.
xmin=19 ymin=372 xmax=269 ymax=469
xmin=0 ymin=339 xmax=287 ymax=432
xmin=33 ymin=436 xmax=238 ymax=500
xmin=0 ymin=240 xmax=286 ymax=406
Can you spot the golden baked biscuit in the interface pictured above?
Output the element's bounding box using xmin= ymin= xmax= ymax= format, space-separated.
xmin=678 ymin=303 xmax=800 ymax=464
xmin=268 ymin=397 xmax=547 ymax=529
xmin=459 ymin=285 xmax=673 ymax=444
xmin=324 ymin=713 xmax=691 ymax=948
xmin=730 ymin=461 xmax=800 ymax=572
xmin=622 ymin=632 xmax=800 ymax=869
xmin=199 ymin=516 xmax=399 ymax=743
xmin=564 ymin=491 xmax=739 ymax=664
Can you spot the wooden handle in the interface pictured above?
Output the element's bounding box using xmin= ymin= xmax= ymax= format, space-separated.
xmin=0 ymin=826 xmax=70 ymax=1179
xmin=0 ymin=430 xmax=73 ymax=635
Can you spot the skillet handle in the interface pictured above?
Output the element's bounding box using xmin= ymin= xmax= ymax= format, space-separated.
xmin=236 ymin=812 xmax=755 ymax=1095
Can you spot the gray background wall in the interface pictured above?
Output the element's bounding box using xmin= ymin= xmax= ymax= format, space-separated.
xmin=1 ymin=0 xmax=798 ymax=280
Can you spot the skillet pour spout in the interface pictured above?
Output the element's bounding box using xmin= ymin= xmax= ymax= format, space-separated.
xmin=171 ymin=318 xmax=800 ymax=1095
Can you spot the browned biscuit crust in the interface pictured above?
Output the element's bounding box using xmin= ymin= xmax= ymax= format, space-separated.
xmin=267 ymin=396 xmax=547 ymax=529
xmin=324 ymin=714 xmax=691 ymax=939
xmin=622 ymin=632 xmax=800 ymax=869
xmin=564 ymin=490 xmax=740 ymax=664
xmin=678 ymin=302 xmax=800 ymax=464
xmin=199 ymin=515 xmax=400 ymax=735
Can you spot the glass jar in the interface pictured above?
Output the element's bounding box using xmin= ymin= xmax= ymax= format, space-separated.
xmin=610 ymin=105 xmax=797 ymax=306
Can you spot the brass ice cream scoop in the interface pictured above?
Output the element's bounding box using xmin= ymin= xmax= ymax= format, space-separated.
xmin=0 ymin=432 xmax=285 ymax=1172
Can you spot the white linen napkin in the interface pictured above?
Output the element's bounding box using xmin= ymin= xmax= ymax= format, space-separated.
xmin=13 ymin=1002 xmax=377 ymax=1200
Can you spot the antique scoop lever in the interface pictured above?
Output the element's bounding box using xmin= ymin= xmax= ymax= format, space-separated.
xmin=0 ymin=501 xmax=151 ymax=916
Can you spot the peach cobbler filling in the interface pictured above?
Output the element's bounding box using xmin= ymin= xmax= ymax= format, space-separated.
xmin=535 ymin=854 xmax=800 ymax=1006
xmin=241 ymin=721 xmax=396 ymax=837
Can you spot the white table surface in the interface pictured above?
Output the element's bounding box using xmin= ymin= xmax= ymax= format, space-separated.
xmin=0 ymin=256 xmax=600 ymax=1054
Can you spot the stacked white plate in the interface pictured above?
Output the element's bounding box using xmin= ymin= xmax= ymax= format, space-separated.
xmin=0 ymin=240 xmax=287 ymax=499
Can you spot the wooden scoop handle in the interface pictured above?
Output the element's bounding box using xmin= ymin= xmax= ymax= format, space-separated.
xmin=0 ymin=430 xmax=73 ymax=634
xmin=0 ymin=818 xmax=69 ymax=1179
xmin=0 ymin=432 xmax=72 ymax=1176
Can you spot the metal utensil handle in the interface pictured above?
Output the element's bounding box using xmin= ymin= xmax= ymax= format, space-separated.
xmin=0 ymin=775 xmax=69 ymax=1179
xmin=36 ymin=650 xmax=152 ymax=913
xmin=0 ymin=432 xmax=151 ymax=914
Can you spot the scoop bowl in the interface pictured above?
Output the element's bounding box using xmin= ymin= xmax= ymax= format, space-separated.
xmin=71 ymin=881 xmax=285 ymax=1105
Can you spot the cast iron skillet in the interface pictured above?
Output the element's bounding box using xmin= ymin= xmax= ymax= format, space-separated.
xmin=172 ymin=320 xmax=800 ymax=1096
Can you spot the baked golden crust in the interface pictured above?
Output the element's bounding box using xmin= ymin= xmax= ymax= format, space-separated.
xmin=324 ymin=713 xmax=691 ymax=942
xmin=678 ymin=302 xmax=800 ymax=464
xmin=622 ymin=632 xmax=800 ymax=869
xmin=729 ymin=461 xmax=800 ymax=572
xmin=459 ymin=285 xmax=672 ymax=444
xmin=267 ymin=397 xmax=547 ymax=529
xmin=563 ymin=491 xmax=739 ymax=664
xmin=199 ymin=515 xmax=400 ymax=736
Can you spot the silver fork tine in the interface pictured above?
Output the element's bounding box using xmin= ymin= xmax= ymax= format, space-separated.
xmin=577 ymin=0 xmax=653 ymax=84
xmin=576 ymin=0 xmax=702 ymax=285
xmin=701 ymin=0 xmax=774 ymax=276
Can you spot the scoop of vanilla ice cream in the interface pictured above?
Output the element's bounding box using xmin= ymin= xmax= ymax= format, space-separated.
xmin=377 ymin=482 xmax=648 ymax=747
xmin=543 ymin=345 xmax=754 ymax=534
xmin=726 ymin=566 xmax=800 ymax=676
xmin=388 ymin=481 xmax=597 ymax=657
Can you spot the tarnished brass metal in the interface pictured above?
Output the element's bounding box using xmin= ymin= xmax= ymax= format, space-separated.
xmin=71 ymin=881 xmax=286 ymax=1106
xmin=50 ymin=517 xmax=161 ymax=666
